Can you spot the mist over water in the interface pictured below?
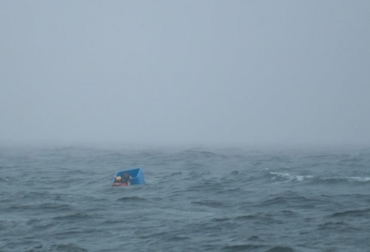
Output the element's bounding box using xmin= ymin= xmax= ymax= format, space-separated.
xmin=1 ymin=1 xmax=370 ymax=146
xmin=1 ymin=145 xmax=370 ymax=251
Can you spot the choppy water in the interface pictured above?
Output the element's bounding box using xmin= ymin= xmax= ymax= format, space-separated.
xmin=1 ymin=145 xmax=370 ymax=252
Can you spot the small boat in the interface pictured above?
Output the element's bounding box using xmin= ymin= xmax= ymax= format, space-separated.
xmin=111 ymin=168 xmax=145 ymax=187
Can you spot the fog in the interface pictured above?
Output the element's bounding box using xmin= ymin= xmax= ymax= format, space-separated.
xmin=1 ymin=1 xmax=369 ymax=147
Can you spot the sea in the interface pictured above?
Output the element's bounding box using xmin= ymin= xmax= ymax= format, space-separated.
xmin=1 ymin=144 xmax=370 ymax=252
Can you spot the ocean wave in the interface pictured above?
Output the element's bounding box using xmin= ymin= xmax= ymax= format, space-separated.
xmin=265 ymin=246 xmax=294 ymax=252
xmin=49 ymin=243 xmax=87 ymax=252
xmin=269 ymin=172 xmax=314 ymax=182
xmin=268 ymin=172 xmax=370 ymax=184
xmin=258 ymin=196 xmax=289 ymax=207
xmin=257 ymin=192 xmax=325 ymax=210
xmin=0 ymin=176 xmax=10 ymax=182
xmin=222 ymin=244 xmax=266 ymax=251
xmin=8 ymin=203 xmax=72 ymax=212
xmin=191 ymin=200 xmax=225 ymax=208
xmin=330 ymin=208 xmax=370 ymax=218
xmin=233 ymin=213 xmax=284 ymax=224
xmin=168 ymin=171 xmax=182 ymax=177
xmin=117 ymin=196 xmax=148 ymax=202
xmin=321 ymin=176 xmax=370 ymax=183
xmin=182 ymin=149 xmax=227 ymax=159
xmin=318 ymin=221 xmax=348 ymax=230
xmin=210 ymin=217 xmax=230 ymax=222
xmin=317 ymin=221 xmax=363 ymax=234
xmin=165 ymin=235 xmax=191 ymax=241
xmin=187 ymin=181 xmax=223 ymax=193
xmin=53 ymin=212 xmax=91 ymax=221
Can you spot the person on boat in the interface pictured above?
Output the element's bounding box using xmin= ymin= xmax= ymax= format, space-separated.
xmin=115 ymin=176 xmax=122 ymax=182
xmin=122 ymin=172 xmax=132 ymax=185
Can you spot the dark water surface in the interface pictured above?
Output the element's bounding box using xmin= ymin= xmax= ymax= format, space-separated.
xmin=1 ymin=145 xmax=370 ymax=252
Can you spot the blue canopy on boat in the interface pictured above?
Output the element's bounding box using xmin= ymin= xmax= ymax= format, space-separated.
xmin=113 ymin=168 xmax=145 ymax=185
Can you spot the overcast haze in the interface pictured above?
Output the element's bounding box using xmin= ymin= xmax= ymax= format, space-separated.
xmin=1 ymin=1 xmax=369 ymax=147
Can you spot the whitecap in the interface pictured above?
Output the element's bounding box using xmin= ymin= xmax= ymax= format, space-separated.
xmin=269 ymin=172 xmax=314 ymax=182
xmin=348 ymin=177 xmax=370 ymax=182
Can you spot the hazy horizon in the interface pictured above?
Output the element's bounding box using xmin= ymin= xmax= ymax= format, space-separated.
xmin=1 ymin=1 xmax=370 ymax=147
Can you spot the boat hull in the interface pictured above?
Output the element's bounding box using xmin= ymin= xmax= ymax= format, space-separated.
xmin=112 ymin=168 xmax=145 ymax=186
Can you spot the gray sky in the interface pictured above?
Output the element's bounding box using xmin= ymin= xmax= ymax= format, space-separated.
xmin=1 ymin=1 xmax=369 ymax=146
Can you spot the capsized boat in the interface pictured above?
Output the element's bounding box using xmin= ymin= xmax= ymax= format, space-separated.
xmin=111 ymin=168 xmax=145 ymax=187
